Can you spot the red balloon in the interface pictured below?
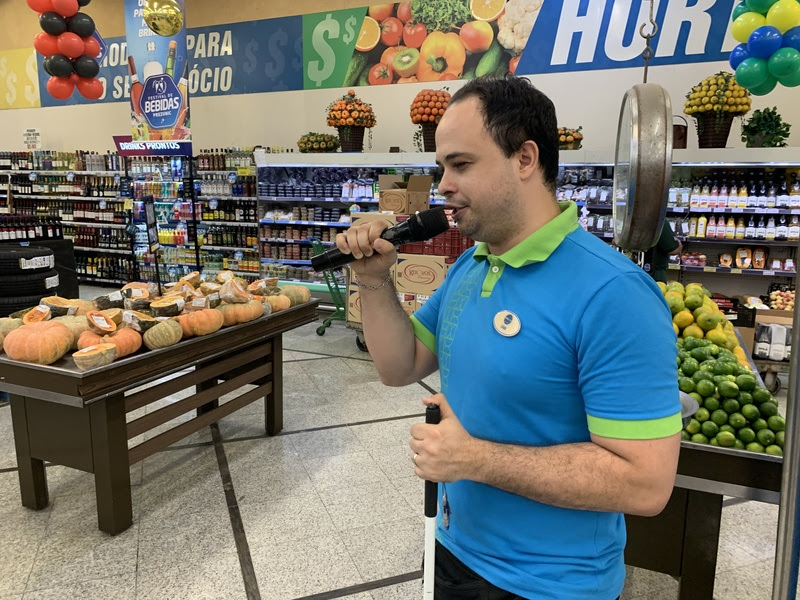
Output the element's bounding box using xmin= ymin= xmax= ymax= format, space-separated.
xmin=51 ymin=0 xmax=78 ymax=17
xmin=76 ymin=77 xmax=103 ymax=100
xmin=69 ymin=73 xmax=80 ymax=83
xmin=57 ymin=32 xmax=84 ymax=58
xmin=33 ymin=32 xmax=60 ymax=57
xmin=46 ymin=76 xmax=74 ymax=100
xmin=26 ymin=0 xmax=54 ymax=12
xmin=83 ymin=35 xmax=100 ymax=58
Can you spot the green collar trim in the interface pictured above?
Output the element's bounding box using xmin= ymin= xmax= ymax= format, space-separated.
xmin=473 ymin=202 xmax=579 ymax=268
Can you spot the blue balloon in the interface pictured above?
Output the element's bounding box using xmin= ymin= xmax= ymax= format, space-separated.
xmin=730 ymin=43 xmax=752 ymax=69
xmin=748 ymin=25 xmax=783 ymax=58
xmin=783 ymin=26 xmax=800 ymax=51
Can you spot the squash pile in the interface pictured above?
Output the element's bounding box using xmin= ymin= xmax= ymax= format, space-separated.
xmin=0 ymin=271 xmax=313 ymax=371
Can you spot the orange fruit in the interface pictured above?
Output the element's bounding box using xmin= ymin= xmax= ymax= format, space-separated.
xmin=355 ymin=16 xmax=380 ymax=52
xmin=470 ymin=0 xmax=505 ymax=22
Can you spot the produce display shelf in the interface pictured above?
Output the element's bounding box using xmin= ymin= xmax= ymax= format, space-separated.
xmin=199 ymin=220 xmax=254 ymax=227
xmin=62 ymin=220 xmax=127 ymax=229
xmin=669 ymin=264 xmax=796 ymax=277
xmin=678 ymin=237 xmax=798 ymax=247
xmin=260 ymin=238 xmax=335 ymax=246
xmin=10 ymin=194 xmax=119 ymax=201
xmin=77 ymin=276 xmax=128 ymax=285
xmin=260 ymin=219 xmax=349 ymax=227
xmin=8 ymin=170 xmax=123 ymax=175
xmin=261 ymin=258 xmax=312 ymax=265
xmin=73 ymin=246 xmax=132 ymax=255
xmin=201 ymin=245 xmax=257 ymax=252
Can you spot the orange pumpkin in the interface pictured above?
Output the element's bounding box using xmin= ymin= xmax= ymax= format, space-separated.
xmin=103 ymin=327 xmax=142 ymax=358
xmin=3 ymin=321 xmax=74 ymax=365
xmin=216 ymin=300 xmax=263 ymax=326
xmin=77 ymin=330 xmax=105 ymax=350
xmin=280 ymin=285 xmax=311 ymax=306
xmin=22 ymin=305 xmax=51 ymax=324
xmin=86 ymin=311 xmax=117 ymax=334
xmin=264 ymin=294 xmax=292 ymax=313
xmin=176 ymin=309 xmax=224 ymax=338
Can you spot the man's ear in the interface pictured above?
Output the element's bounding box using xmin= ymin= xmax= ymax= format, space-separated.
xmin=517 ymin=140 xmax=540 ymax=182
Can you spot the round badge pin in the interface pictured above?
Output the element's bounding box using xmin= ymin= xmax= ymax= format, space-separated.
xmin=493 ymin=310 xmax=521 ymax=337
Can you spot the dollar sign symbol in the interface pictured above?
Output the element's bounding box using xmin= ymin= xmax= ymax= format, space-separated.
xmin=6 ymin=70 xmax=17 ymax=107
xmin=242 ymin=38 xmax=259 ymax=75
xmin=0 ymin=57 xmax=7 ymax=80
xmin=292 ymin=37 xmax=302 ymax=71
xmin=307 ymin=14 xmax=339 ymax=88
xmin=265 ymin=29 xmax=287 ymax=80
xmin=342 ymin=16 xmax=357 ymax=44
xmin=25 ymin=52 xmax=39 ymax=105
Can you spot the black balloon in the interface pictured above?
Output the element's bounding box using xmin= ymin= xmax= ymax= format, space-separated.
xmin=67 ymin=13 xmax=95 ymax=37
xmin=43 ymin=54 xmax=74 ymax=77
xmin=73 ymin=55 xmax=99 ymax=78
xmin=42 ymin=58 xmax=54 ymax=76
xmin=40 ymin=11 xmax=67 ymax=35
xmin=77 ymin=0 xmax=91 ymax=5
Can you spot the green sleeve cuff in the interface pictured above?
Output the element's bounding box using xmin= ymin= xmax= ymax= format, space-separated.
xmin=587 ymin=412 xmax=682 ymax=440
xmin=410 ymin=315 xmax=436 ymax=356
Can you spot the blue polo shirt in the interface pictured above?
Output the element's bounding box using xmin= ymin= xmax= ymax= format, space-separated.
xmin=410 ymin=202 xmax=681 ymax=600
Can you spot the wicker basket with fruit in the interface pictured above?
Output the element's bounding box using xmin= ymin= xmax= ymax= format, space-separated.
xmin=558 ymin=127 xmax=583 ymax=150
xmin=410 ymin=88 xmax=451 ymax=152
xmin=326 ymin=89 xmax=377 ymax=152
xmin=297 ymin=132 xmax=340 ymax=154
xmin=683 ymin=71 xmax=751 ymax=148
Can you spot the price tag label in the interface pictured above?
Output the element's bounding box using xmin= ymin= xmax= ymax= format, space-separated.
xmin=732 ymin=208 xmax=744 ymax=213
xmin=704 ymin=266 xmax=717 ymax=273
xmin=28 ymin=172 xmax=37 ymax=181
xmin=764 ymin=270 xmax=776 ymax=275
xmin=730 ymin=268 xmax=742 ymax=274
xmin=237 ymin=167 xmax=252 ymax=176
xmin=767 ymin=208 xmax=779 ymax=214
xmin=66 ymin=171 xmax=75 ymax=182
xmin=99 ymin=200 xmax=107 ymax=210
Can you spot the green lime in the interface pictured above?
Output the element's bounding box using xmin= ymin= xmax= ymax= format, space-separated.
xmin=734 ymin=439 xmax=746 ymax=450
xmin=690 ymin=348 xmax=710 ymax=363
xmin=757 ymin=428 xmax=776 ymax=447
xmin=701 ymin=421 xmax=720 ymax=438
xmin=765 ymin=445 xmax=783 ymax=456
xmin=735 ymin=374 xmax=757 ymax=392
xmin=746 ymin=442 xmax=765 ymax=453
xmin=722 ymin=398 xmax=741 ymax=414
xmin=718 ymin=380 xmax=740 ymax=398
xmin=768 ymin=415 xmax=786 ymax=432
xmin=681 ymin=357 xmax=701 ymax=376
xmin=776 ymin=431 xmax=785 ymax=448
xmin=700 ymin=363 xmax=715 ymax=372
xmin=713 ymin=361 xmax=735 ymax=376
xmin=720 ymin=424 xmax=736 ymax=435
xmin=680 ymin=430 xmax=691 ymax=441
xmin=717 ymin=431 xmax=736 ymax=447
xmin=752 ymin=388 xmax=772 ymax=404
xmin=691 ymin=433 xmax=709 ymax=444
xmin=753 ymin=418 xmax=769 ymax=432
xmin=695 ymin=407 xmax=710 ymax=423
xmin=704 ymin=397 xmax=721 ymax=412
xmin=760 ymin=402 xmax=779 ymax=419
xmin=728 ymin=413 xmax=747 ymax=429
xmin=679 ymin=377 xmax=696 ymax=394
xmin=741 ymin=404 xmax=761 ymax=423
xmin=738 ymin=427 xmax=756 ymax=444
xmin=696 ymin=380 xmax=716 ymax=398
xmin=685 ymin=418 xmax=701 ymax=435
xmin=738 ymin=391 xmax=754 ymax=405
xmin=710 ymin=437 xmax=720 ymax=446
xmin=711 ymin=409 xmax=729 ymax=426
xmin=693 ymin=370 xmax=714 ymax=383
xmin=690 ymin=392 xmax=704 ymax=405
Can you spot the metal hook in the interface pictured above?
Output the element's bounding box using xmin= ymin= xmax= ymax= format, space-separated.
xmin=638 ymin=0 xmax=658 ymax=40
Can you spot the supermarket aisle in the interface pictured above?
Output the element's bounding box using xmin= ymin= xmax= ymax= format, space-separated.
xmin=0 ymin=286 xmax=792 ymax=599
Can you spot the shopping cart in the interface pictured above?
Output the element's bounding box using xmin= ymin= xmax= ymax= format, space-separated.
xmin=310 ymin=238 xmax=347 ymax=336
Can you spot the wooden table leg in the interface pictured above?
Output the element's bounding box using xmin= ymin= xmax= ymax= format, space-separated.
xmin=677 ymin=490 xmax=723 ymax=600
xmin=9 ymin=396 xmax=49 ymax=510
xmin=89 ymin=395 xmax=132 ymax=535
xmin=266 ymin=335 xmax=283 ymax=435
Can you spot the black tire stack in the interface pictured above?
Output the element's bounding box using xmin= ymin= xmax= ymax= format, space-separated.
xmin=0 ymin=246 xmax=59 ymax=317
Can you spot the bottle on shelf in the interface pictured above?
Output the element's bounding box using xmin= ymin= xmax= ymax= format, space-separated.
xmin=756 ymin=216 xmax=767 ymax=240
xmin=776 ymin=215 xmax=788 ymax=241
xmin=745 ymin=215 xmax=756 ymax=239
xmin=696 ymin=214 xmax=708 ymax=238
xmin=735 ymin=217 xmax=745 ymax=240
xmin=724 ymin=216 xmax=736 ymax=239
xmin=706 ymin=215 xmax=717 ymax=238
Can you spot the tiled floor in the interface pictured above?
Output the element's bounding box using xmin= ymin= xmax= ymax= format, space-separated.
xmin=0 ymin=286 xmax=795 ymax=599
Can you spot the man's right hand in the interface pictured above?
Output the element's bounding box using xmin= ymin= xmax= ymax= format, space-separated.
xmin=335 ymin=219 xmax=397 ymax=285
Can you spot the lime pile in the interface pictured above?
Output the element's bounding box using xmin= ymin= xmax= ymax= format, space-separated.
xmin=667 ymin=281 xmax=785 ymax=455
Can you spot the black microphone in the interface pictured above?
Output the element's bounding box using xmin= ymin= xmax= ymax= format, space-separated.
xmin=311 ymin=207 xmax=450 ymax=272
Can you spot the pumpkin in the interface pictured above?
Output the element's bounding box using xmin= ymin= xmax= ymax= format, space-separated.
xmin=143 ymin=319 xmax=183 ymax=350
xmin=122 ymin=310 xmax=157 ymax=332
xmin=246 ymin=280 xmax=270 ymax=296
xmin=71 ymin=299 xmax=96 ymax=316
xmin=3 ymin=321 xmax=74 ymax=365
xmin=123 ymin=281 xmax=159 ymax=297
xmin=220 ymin=279 xmax=250 ymax=304
xmin=233 ymin=277 xmax=248 ymax=289
xmin=199 ymin=282 xmax=222 ymax=296
xmin=186 ymin=293 xmax=221 ymax=311
xmin=103 ymin=327 xmax=142 ymax=358
xmin=23 ymin=305 xmax=51 ymax=324
xmin=77 ymin=330 xmax=105 ymax=350
xmin=9 ymin=306 xmax=37 ymax=319
xmin=100 ymin=308 xmax=124 ymax=325
xmin=86 ymin=311 xmax=117 ymax=334
xmin=176 ymin=309 xmax=224 ymax=338
xmin=72 ymin=343 xmax=117 ymax=371
xmin=53 ymin=315 xmax=90 ymax=349
xmin=216 ymin=270 xmax=235 ymax=283
xmin=150 ymin=296 xmax=185 ymax=317
xmin=179 ymin=271 xmax=202 ymax=287
xmin=280 ymin=285 xmax=311 ymax=306
xmin=94 ymin=291 xmax=124 ymax=310
xmin=40 ymin=296 xmax=78 ymax=317
xmin=216 ymin=300 xmax=264 ymax=326
xmin=0 ymin=317 xmax=23 ymax=337
xmin=263 ymin=294 xmax=292 ymax=313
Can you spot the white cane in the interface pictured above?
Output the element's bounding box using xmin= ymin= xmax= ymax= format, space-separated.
xmin=423 ymin=403 xmax=440 ymax=599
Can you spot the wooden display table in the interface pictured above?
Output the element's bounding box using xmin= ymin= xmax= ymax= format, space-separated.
xmin=0 ymin=301 xmax=318 ymax=535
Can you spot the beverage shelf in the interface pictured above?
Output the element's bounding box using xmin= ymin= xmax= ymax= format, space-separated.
xmin=199 ymin=220 xmax=255 ymax=227
xmin=8 ymin=194 xmax=120 ymax=201
xmin=200 ymin=245 xmax=257 ymax=252
xmin=7 ymin=170 xmax=123 ymax=175
xmin=260 ymin=238 xmax=335 ymax=246
xmin=62 ymin=220 xmax=128 ymax=229
xmin=77 ymin=276 xmax=129 ymax=285
xmin=259 ymin=219 xmax=348 ymax=227
xmin=73 ymin=246 xmax=133 ymax=255
xmin=260 ymin=258 xmax=312 ymax=265
xmin=198 ymin=195 xmax=257 ymax=201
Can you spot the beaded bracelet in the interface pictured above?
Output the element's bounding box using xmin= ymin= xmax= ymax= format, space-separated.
xmin=353 ymin=272 xmax=393 ymax=290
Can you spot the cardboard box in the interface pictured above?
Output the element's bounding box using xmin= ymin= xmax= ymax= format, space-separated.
xmin=347 ymin=285 xmax=361 ymax=324
xmin=415 ymin=293 xmax=431 ymax=311
xmin=395 ymin=253 xmax=453 ymax=294
xmin=350 ymin=211 xmax=398 ymax=228
xmin=397 ymin=292 xmax=416 ymax=316
xmin=739 ymin=309 xmax=794 ymax=358
xmin=378 ymin=175 xmax=432 ymax=214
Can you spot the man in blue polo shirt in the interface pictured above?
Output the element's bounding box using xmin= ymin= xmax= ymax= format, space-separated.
xmin=335 ymin=77 xmax=681 ymax=600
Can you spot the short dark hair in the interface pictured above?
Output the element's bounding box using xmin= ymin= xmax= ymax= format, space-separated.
xmin=449 ymin=76 xmax=559 ymax=193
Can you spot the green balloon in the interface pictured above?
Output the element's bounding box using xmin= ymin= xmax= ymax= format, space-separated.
xmin=746 ymin=0 xmax=778 ymax=15
xmin=736 ymin=56 xmax=770 ymax=87
xmin=778 ymin=68 xmax=800 ymax=86
xmin=735 ymin=1 xmax=754 ymax=20
xmin=749 ymin=74 xmax=779 ymax=94
xmin=768 ymin=47 xmax=800 ymax=77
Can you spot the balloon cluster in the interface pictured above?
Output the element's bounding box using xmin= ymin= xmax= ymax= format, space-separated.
xmin=730 ymin=0 xmax=800 ymax=96
xmin=27 ymin=0 xmax=103 ymax=101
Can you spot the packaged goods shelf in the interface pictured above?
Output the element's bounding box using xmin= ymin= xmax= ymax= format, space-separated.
xmin=260 ymin=219 xmax=349 ymax=227
xmin=678 ymin=237 xmax=798 ymax=247
xmin=261 ymin=195 xmax=379 ymax=204
xmin=260 ymin=238 xmax=335 ymax=246
xmin=73 ymin=246 xmax=133 ymax=255
xmin=203 ymin=269 xmax=259 ymax=277
xmin=199 ymin=220 xmax=254 ymax=227
xmin=200 ymin=245 xmax=257 ymax=252
xmin=7 ymin=170 xmax=123 ymax=175
xmin=140 ymin=262 xmax=198 ymax=268
xmin=668 ymin=264 xmax=796 ymax=277
xmin=198 ymin=195 xmax=257 ymax=201
xmin=62 ymin=220 xmax=128 ymax=229
xmin=8 ymin=194 xmax=120 ymax=201
xmin=260 ymin=258 xmax=312 ymax=265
